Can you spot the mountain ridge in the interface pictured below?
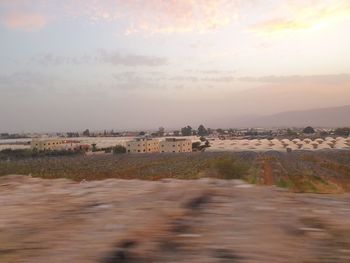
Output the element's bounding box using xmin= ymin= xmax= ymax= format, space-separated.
xmin=230 ymin=105 xmax=350 ymax=128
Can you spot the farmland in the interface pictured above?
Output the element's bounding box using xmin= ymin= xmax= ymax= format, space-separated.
xmin=1 ymin=150 xmax=350 ymax=193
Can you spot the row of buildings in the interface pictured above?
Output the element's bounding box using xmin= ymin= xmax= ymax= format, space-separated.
xmin=126 ymin=138 xmax=192 ymax=153
xmin=30 ymin=139 xmax=90 ymax=151
xmin=30 ymin=137 xmax=193 ymax=154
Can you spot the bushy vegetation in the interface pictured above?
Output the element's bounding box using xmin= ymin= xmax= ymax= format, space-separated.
xmin=113 ymin=145 xmax=127 ymax=154
xmin=192 ymin=141 xmax=211 ymax=151
xmin=210 ymin=157 xmax=249 ymax=179
xmin=303 ymin=126 xmax=315 ymax=134
xmin=334 ymin=127 xmax=350 ymax=136
xmin=1 ymin=150 xmax=350 ymax=193
xmin=181 ymin=126 xmax=193 ymax=136
xmin=0 ymin=152 xmax=255 ymax=181
xmin=0 ymin=148 xmax=82 ymax=160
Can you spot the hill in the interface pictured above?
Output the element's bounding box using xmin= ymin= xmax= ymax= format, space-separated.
xmin=231 ymin=105 xmax=350 ymax=128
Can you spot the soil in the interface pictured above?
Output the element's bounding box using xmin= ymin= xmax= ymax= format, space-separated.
xmin=1 ymin=175 xmax=350 ymax=263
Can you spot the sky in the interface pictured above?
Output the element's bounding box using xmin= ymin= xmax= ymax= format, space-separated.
xmin=0 ymin=0 xmax=350 ymax=132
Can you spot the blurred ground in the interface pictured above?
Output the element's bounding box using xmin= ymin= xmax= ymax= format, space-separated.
xmin=1 ymin=175 xmax=350 ymax=263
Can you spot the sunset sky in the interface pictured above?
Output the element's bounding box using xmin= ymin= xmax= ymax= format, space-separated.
xmin=1 ymin=0 xmax=350 ymax=132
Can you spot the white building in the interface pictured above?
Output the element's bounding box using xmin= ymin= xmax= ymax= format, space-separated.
xmin=30 ymin=139 xmax=88 ymax=151
xmin=126 ymin=137 xmax=192 ymax=153
xmin=160 ymin=138 xmax=192 ymax=153
xmin=126 ymin=138 xmax=160 ymax=153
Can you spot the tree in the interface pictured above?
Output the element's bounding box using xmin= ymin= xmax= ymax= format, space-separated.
xmin=197 ymin=124 xmax=208 ymax=136
xmin=320 ymin=131 xmax=329 ymax=136
xmin=286 ymin=128 xmax=297 ymax=136
xmin=91 ymin=143 xmax=97 ymax=152
xmin=0 ymin=133 xmax=9 ymax=138
xmin=192 ymin=141 xmax=201 ymax=150
xmin=139 ymin=131 xmax=146 ymax=136
xmin=246 ymin=128 xmax=258 ymax=136
xmin=113 ymin=145 xmax=127 ymax=154
xmin=303 ymin=126 xmax=315 ymax=134
xmin=103 ymin=147 xmax=113 ymax=153
xmin=158 ymin=127 xmax=165 ymax=137
xmin=83 ymin=129 xmax=90 ymax=137
xmin=173 ymin=130 xmax=180 ymax=136
xmin=67 ymin=132 xmax=79 ymax=137
xmin=216 ymin=128 xmax=225 ymax=135
xmin=181 ymin=126 xmax=192 ymax=136
xmin=334 ymin=127 xmax=350 ymax=136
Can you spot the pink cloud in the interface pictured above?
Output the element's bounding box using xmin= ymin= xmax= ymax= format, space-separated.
xmin=66 ymin=0 xmax=241 ymax=34
xmin=125 ymin=0 xmax=238 ymax=34
xmin=0 ymin=0 xmax=50 ymax=31
xmin=0 ymin=0 xmax=242 ymax=33
xmin=252 ymin=0 xmax=350 ymax=34
xmin=2 ymin=12 xmax=47 ymax=31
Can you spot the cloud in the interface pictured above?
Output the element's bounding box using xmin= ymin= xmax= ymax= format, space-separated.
xmin=199 ymin=70 xmax=236 ymax=75
xmin=2 ymin=0 xmax=349 ymax=35
xmin=31 ymin=51 xmax=168 ymax=67
xmin=98 ymin=50 xmax=168 ymax=66
xmin=0 ymin=0 xmax=50 ymax=31
xmin=0 ymin=72 xmax=56 ymax=94
xmin=252 ymin=0 xmax=350 ymax=34
xmin=65 ymin=0 xmax=241 ymax=34
xmin=111 ymin=73 xmax=350 ymax=91
xmin=120 ymin=0 xmax=240 ymax=34
xmin=1 ymin=11 xmax=47 ymax=31
xmin=112 ymin=71 xmax=172 ymax=91
xmin=239 ymin=74 xmax=350 ymax=84
xmin=0 ymin=0 xmax=241 ymax=33
xmin=201 ymin=76 xmax=236 ymax=82
xmin=31 ymin=53 xmax=93 ymax=66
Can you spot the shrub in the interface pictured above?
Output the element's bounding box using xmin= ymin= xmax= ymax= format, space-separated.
xmin=113 ymin=145 xmax=126 ymax=154
xmin=91 ymin=143 xmax=97 ymax=152
xmin=192 ymin=142 xmax=201 ymax=150
xmin=0 ymin=149 xmax=33 ymax=159
xmin=276 ymin=178 xmax=294 ymax=189
xmin=303 ymin=126 xmax=315 ymax=134
xmin=211 ymin=158 xmax=249 ymax=180
xmin=0 ymin=148 xmax=82 ymax=160
xmin=334 ymin=127 xmax=350 ymax=136
xmin=102 ymin=147 xmax=113 ymax=153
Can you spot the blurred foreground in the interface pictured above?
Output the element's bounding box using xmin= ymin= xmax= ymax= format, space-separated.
xmin=1 ymin=175 xmax=350 ymax=262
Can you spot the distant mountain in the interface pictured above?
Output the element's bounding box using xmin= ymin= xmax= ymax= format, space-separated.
xmin=231 ymin=105 xmax=350 ymax=128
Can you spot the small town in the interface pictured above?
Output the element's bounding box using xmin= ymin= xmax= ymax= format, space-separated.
xmin=1 ymin=126 xmax=349 ymax=157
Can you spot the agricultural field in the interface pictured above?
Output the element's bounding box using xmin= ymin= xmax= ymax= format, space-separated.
xmin=1 ymin=150 xmax=350 ymax=193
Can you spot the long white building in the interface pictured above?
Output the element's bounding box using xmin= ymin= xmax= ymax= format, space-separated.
xmin=126 ymin=138 xmax=192 ymax=153
xmin=30 ymin=139 xmax=89 ymax=151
